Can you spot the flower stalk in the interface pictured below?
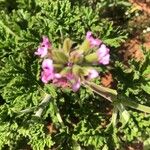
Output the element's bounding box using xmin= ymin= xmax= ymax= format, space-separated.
xmin=83 ymin=81 xmax=150 ymax=113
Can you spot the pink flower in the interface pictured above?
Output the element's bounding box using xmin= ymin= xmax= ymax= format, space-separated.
xmin=41 ymin=59 xmax=54 ymax=83
xmin=54 ymin=73 xmax=62 ymax=79
xmin=42 ymin=59 xmax=53 ymax=70
xmin=62 ymin=73 xmax=81 ymax=92
xmin=66 ymin=73 xmax=74 ymax=80
xmin=35 ymin=47 xmax=48 ymax=58
xmin=53 ymin=77 xmax=69 ymax=88
xmin=97 ymin=44 xmax=110 ymax=65
xmin=35 ymin=36 xmax=51 ymax=58
xmin=87 ymin=69 xmax=99 ymax=79
xmin=72 ymin=79 xmax=81 ymax=92
xmin=41 ymin=36 xmax=51 ymax=48
xmin=86 ymin=31 xmax=102 ymax=48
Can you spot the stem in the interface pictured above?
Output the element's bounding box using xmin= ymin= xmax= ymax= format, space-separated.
xmin=111 ymin=106 xmax=118 ymax=127
xmin=83 ymin=81 xmax=117 ymax=102
xmin=19 ymin=107 xmax=36 ymax=114
xmin=83 ymin=81 xmax=150 ymax=113
xmin=52 ymin=98 xmax=65 ymax=127
xmin=121 ymin=99 xmax=150 ymax=113
xmin=51 ymin=97 xmax=81 ymax=149
xmin=34 ymin=94 xmax=51 ymax=117
xmin=19 ymin=94 xmax=50 ymax=114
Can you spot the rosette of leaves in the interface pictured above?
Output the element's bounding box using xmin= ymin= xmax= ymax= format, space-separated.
xmin=0 ymin=0 xmax=128 ymax=149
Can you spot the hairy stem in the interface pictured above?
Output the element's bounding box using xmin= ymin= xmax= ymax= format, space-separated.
xmin=84 ymin=81 xmax=150 ymax=113
xmin=34 ymin=94 xmax=51 ymax=117
xmin=121 ymin=99 xmax=150 ymax=113
xmin=51 ymin=98 xmax=65 ymax=127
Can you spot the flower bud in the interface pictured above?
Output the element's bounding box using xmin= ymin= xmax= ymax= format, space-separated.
xmin=85 ymin=52 xmax=98 ymax=63
xmin=52 ymin=50 xmax=68 ymax=64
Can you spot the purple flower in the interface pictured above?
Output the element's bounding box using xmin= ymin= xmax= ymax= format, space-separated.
xmin=86 ymin=31 xmax=102 ymax=48
xmin=97 ymin=44 xmax=110 ymax=65
xmin=35 ymin=36 xmax=51 ymax=58
xmin=41 ymin=59 xmax=54 ymax=83
xmin=87 ymin=69 xmax=99 ymax=79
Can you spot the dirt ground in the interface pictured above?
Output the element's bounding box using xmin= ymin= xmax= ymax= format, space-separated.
xmin=101 ymin=0 xmax=150 ymax=86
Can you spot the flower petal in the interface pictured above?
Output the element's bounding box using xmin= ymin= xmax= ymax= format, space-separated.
xmin=34 ymin=47 xmax=48 ymax=58
xmin=42 ymin=36 xmax=51 ymax=48
xmin=41 ymin=69 xmax=54 ymax=83
xmin=99 ymin=54 xmax=110 ymax=65
xmin=42 ymin=59 xmax=53 ymax=70
xmin=86 ymin=31 xmax=102 ymax=48
xmin=72 ymin=79 xmax=81 ymax=92
xmin=88 ymin=69 xmax=99 ymax=79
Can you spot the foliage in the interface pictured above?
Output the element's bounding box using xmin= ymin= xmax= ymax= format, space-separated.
xmin=0 ymin=0 xmax=150 ymax=150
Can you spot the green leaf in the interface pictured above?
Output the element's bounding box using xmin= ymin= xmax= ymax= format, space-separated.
xmin=111 ymin=106 xmax=118 ymax=127
xmin=102 ymin=144 xmax=109 ymax=150
xmin=142 ymin=66 xmax=150 ymax=79
xmin=141 ymin=82 xmax=150 ymax=94
xmin=144 ymin=138 xmax=150 ymax=150
xmin=72 ymin=65 xmax=81 ymax=77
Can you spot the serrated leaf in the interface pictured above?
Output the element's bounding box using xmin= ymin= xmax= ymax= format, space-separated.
xmin=142 ymin=66 xmax=150 ymax=79
xmin=141 ymin=82 xmax=150 ymax=94
xmin=144 ymin=138 xmax=150 ymax=150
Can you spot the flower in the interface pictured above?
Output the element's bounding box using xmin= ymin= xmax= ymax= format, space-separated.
xmin=86 ymin=31 xmax=102 ymax=48
xmin=72 ymin=78 xmax=81 ymax=92
xmin=41 ymin=36 xmax=51 ymax=48
xmin=41 ymin=59 xmax=54 ymax=83
xmin=35 ymin=34 xmax=110 ymax=92
xmin=59 ymin=73 xmax=81 ymax=92
xmin=35 ymin=36 xmax=51 ymax=58
xmin=53 ymin=77 xmax=69 ymax=88
xmin=97 ymin=44 xmax=110 ymax=65
xmin=87 ymin=69 xmax=99 ymax=79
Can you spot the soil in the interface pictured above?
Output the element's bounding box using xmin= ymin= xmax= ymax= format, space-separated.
xmin=101 ymin=0 xmax=150 ymax=87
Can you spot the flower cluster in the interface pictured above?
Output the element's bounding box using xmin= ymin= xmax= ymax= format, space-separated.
xmin=35 ymin=32 xmax=110 ymax=91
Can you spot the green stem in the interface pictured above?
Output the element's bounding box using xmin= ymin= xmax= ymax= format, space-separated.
xmin=83 ymin=81 xmax=117 ymax=102
xmin=83 ymin=81 xmax=150 ymax=113
xmin=19 ymin=93 xmax=51 ymax=115
xmin=51 ymin=98 xmax=65 ymax=127
xmin=121 ymin=99 xmax=150 ymax=113
xmin=51 ymin=97 xmax=81 ymax=149
xmin=34 ymin=94 xmax=51 ymax=117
